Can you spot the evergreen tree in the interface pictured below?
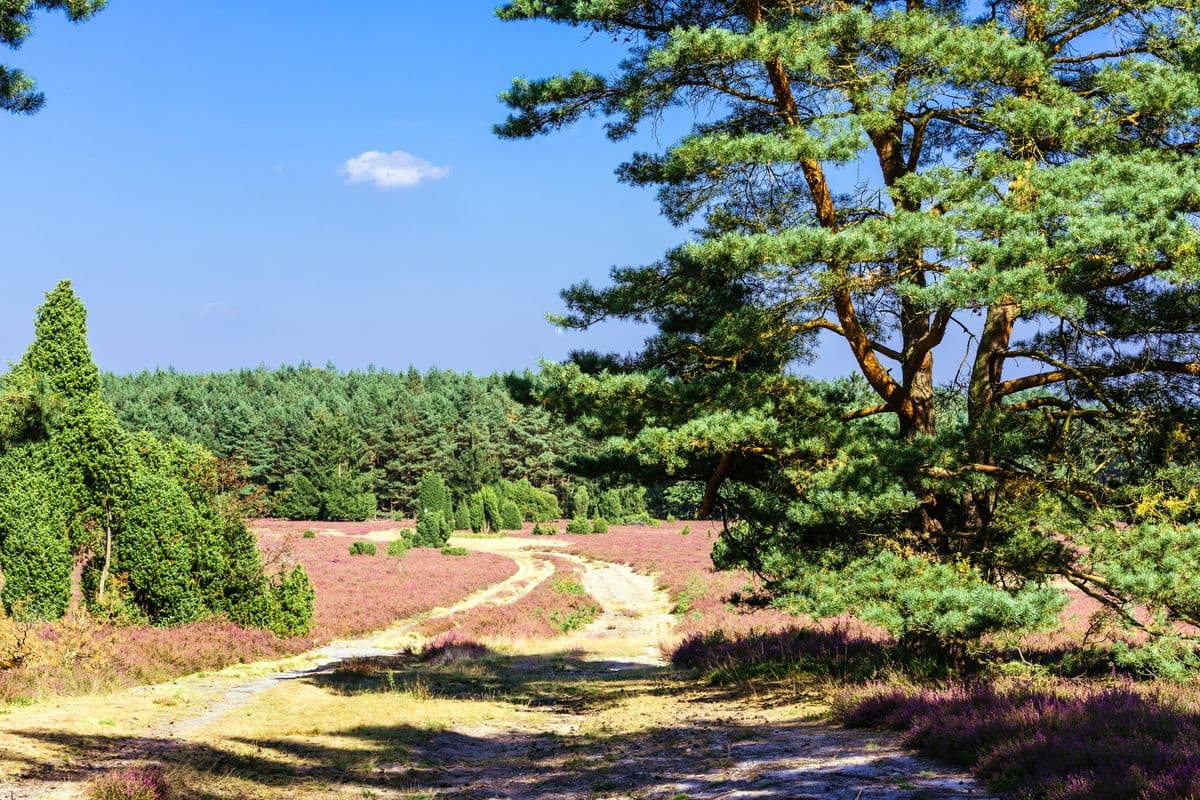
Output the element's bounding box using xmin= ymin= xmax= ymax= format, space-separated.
xmin=481 ymin=486 xmax=503 ymax=533
xmin=0 ymin=282 xmax=315 ymax=634
xmin=500 ymin=499 xmax=523 ymax=531
xmin=274 ymin=410 xmax=375 ymax=521
xmin=453 ymin=500 xmax=471 ymax=531
xmin=498 ymin=0 xmax=1200 ymax=650
xmin=468 ymin=491 xmax=485 ymax=533
xmin=2 ymin=1 xmax=106 ymax=114
xmin=105 ymin=366 xmax=580 ymax=517
xmin=0 ymin=452 xmax=70 ymax=619
xmin=571 ymin=486 xmax=590 ymax=519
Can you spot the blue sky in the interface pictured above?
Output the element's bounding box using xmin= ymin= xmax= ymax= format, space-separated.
xmin=1 ymin=1 xmax=709 ymax=375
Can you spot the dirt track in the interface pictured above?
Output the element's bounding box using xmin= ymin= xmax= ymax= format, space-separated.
xmin=0 ymin=536 xmax=993 ymax=799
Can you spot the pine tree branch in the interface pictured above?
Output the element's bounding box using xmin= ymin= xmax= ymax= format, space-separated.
xmin=998 ymin=359 xmax=1200 ymax=396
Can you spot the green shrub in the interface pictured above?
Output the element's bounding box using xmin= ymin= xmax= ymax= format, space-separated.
xmin=572 ymin=485 xmax=591 ymax=518
xmin=440 ymin=545 xmax=469 ymax=556
xmin=596 ymin=489 xmax=622 ymax=522
xmin=348 ymin=541 xmax=377 ymax=556
xmin=468 ymin=492 xmax=485 ymax=533
xmin=492 ymin=478 xmax=560 ymax=521
xmin=532 ymin=522 xmax=556 ymax=536
xmin=549 ymin=602 xmax=600 ymax=633
xmin=481 ymin=486 xmax=502 ymax=532
xmin=113 ymin=472 xmax=207 ymax=625
xmin=386 ymin=537 xmax=410 ymax=557
xmin=566 ymin=517 xmax=591 ymax=535
xmin=0 ymin=460 xmax=71 ymax=621
xmin=302 ymin=529 xmax=316 ymax=539
xmin=500 ymin=499 xmax=523 ymax=531
xmin=417 ymin=472 xmax=452 ymax=521
xmin=592 ymin=517 xmax=609 ymax=534
xmin=454 ymin=500 xmax=471 ymax=531
xmin=679 ymin=524 xmax=691 ymax=536
xmin=414 ymin=510 xmax=450 ymax=547
xmin=265 ymin=564 xmax=315 ymax=637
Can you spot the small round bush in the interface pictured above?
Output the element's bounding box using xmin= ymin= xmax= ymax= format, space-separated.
xmin=565 ymin=517 xmax=591 ymax=535
xmin=302 ymin=530 xmax=316 ymax=539
xmin=679 ymin=524 xmax=692 ymax=536
xmin=386 ymin=537 xmax=410 ymax=557
xmin=592 ymin=517 xmax=609 ymax=534
xmin=440 ymin=545 xmax=469 ymax=556
xmin=500 ymin=499 xmax=523 ymax=531
xmin=87 ymin=766 xmax=169 ymax=800
xmin=348 ymin=541 xmax=377 ymax=556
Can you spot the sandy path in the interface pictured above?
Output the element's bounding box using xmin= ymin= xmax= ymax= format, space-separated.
xmin=0 ymin=536 xmax=994 ymax=799
xmin=0 ymin=543 xmax=553 ymax=798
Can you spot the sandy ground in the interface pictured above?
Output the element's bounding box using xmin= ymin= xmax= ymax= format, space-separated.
xmin=0 ymin=536 xmax=994 ymax=799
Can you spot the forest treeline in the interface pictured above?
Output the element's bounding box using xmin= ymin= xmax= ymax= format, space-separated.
xmin=103 ymin=366 xmax=658 ymax=521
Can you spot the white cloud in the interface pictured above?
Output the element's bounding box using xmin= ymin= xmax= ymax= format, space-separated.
xmin=340 ymin=149 xmax=450 ymax=189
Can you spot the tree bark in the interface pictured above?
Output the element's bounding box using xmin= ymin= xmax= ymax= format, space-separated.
xmin=98 ymin=507 xmax=113 ymax=603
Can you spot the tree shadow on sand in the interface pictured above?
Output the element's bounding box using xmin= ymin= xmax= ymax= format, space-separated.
xmin=4 ymin=646 xmax=988 ymax=800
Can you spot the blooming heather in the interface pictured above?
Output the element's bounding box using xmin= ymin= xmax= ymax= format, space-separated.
xmin=836 ymin=681 xmax=1200 ymax=800
xmin=86 ymin=766 xmax=169 ymax=800
xmin=0 ymin=524 xmax=516 ymax=704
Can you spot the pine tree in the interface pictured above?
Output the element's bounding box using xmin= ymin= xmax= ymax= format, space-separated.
xmin=2 ymin=1 xmax=107 ymax=114
xmin=498 ymin=0 xmax=1200 ymax=649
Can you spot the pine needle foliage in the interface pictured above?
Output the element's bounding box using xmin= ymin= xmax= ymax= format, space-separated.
xmin=1 ymin=1 xmax=106 ymax=114
xmin=498 ymin=0 xmax=1200 ymax=661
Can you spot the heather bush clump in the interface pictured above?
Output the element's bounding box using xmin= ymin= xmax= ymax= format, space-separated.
xmin=421 ymin=630 xmax=492 ymax=664
xmin=591 ymin=517 xmax=608 ymax=534
xmin=440 ymin=545 xmax=469 ymax=556
xmin=386 ymin=537 xmax=410 ymax=557
xmin=836 ymin=681 xmax=1200 ymax=800
xmin=670 ymin=627 xmax=890 ymax=683
xmin=565 ymin=517 xmax=591 ymax=535
xmin=86 ymin=766 xmax=169 ymax=800
xmin=302 ymin=530 xmax=316 ymax=539
xmin=348 ymin=541 xmax=377 ymax=556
